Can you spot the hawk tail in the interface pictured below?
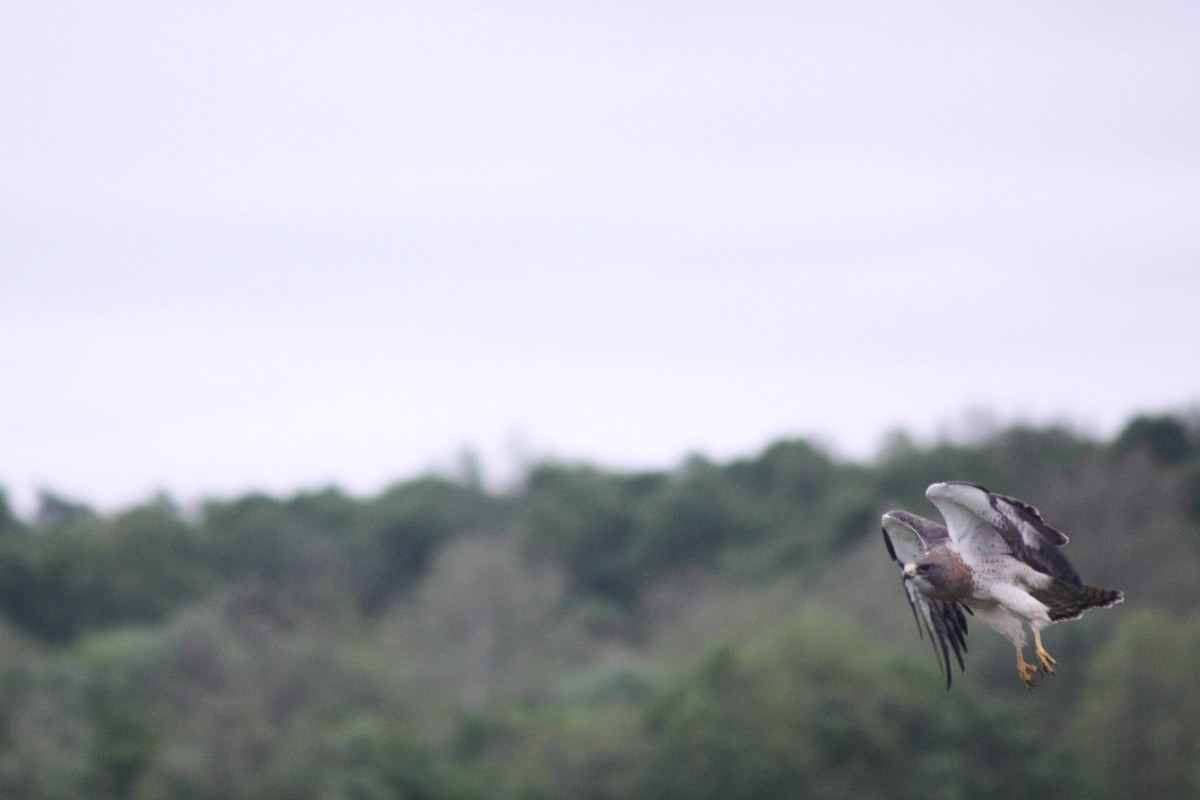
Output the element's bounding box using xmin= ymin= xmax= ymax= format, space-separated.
xmin=1033 ymin=578 xmax=1124 ymax=622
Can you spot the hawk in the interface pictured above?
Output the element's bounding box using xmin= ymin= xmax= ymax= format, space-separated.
xmin=881 ymin=481 xmax=1123 ymax=689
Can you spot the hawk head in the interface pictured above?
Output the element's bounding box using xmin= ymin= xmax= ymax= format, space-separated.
xmin=903 ymin=550 xmax=969 ymax=602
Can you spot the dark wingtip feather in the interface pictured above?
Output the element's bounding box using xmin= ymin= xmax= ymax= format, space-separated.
xmin=881 ymin=526 xmax=899 ymax=562
xmin=884 ymin=515 xmax=970 ymax=689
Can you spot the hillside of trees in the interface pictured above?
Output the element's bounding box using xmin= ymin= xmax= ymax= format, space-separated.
xmin=1 ymin=411 xmax=1198 ymax=799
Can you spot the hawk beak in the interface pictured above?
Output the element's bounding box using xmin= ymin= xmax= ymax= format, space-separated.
xmin=903 ymin=563 xmax=917 ymax=579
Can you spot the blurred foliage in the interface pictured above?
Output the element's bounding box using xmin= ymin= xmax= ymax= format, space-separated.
xmin=0 ymin=490 xmax=27 ymax=537
xmin=0 ymin=409 xmax=1197 ymax=798
xmin=1070 ymin=608 xmax=1200 ymax=799
xmin=639 ymin=612 xmax=1082 ymax=800
xmin=1112 ymin=413 xmax=1194 ymax=465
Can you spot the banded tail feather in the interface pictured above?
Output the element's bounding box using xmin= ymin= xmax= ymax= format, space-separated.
xmin=1033 ymin=578 xmax=1124 ymax=622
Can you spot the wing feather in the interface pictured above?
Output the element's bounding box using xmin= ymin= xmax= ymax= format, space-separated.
xmin=987 ymin=491 xmax=1081 ymax=585
xmin=926 ymin=482 xmax=1082 ymax=585
xmin=904 ymin=576 xmax=970 ymax=690
xmin=881 ymin=511 xmax=970 ymax=690
xmin=881 ymin=509 xmax=949 ymax=561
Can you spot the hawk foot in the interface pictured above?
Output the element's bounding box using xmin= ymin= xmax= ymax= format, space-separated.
xmin=1033 ymin=629 xmax=1056 ymax=675
xmin=1016 ymin=655 xmax=1039 ymax=688
xmin=1035 ymin=646 xmax=1056 ymax=674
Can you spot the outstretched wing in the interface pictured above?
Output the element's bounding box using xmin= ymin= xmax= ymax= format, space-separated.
xmin=881 ymin=511 xmax=970 ymax=690
xmin=925 ymin=482 xmax=1081 ymax=586
xmin=881 ymin=509 xmax=949 ymax=561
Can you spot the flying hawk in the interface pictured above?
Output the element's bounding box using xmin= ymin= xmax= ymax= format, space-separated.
xmin=881 ymin=481 xmax=1123 ymax=689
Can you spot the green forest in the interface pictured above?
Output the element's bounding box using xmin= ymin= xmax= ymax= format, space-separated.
xmin=2 ymin=411 xmax=1199 ymax=799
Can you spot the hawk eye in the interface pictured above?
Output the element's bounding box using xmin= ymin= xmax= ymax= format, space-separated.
xmin=917 ymin=564 xmax=933 ymax=574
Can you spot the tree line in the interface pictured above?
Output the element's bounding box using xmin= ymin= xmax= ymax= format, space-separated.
xmin=0 ymin=411 xmax=1197 ymax=798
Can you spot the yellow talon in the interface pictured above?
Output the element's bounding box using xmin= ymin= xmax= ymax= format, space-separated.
xmin=1016 ymin=651 xmax=1039 ymax=687
xmin=1033 ymin=629 xmax=1056 ymax=674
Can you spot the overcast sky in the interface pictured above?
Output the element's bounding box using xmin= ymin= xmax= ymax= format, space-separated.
xmin=3 ymin=0 xmax=1199 ymax=512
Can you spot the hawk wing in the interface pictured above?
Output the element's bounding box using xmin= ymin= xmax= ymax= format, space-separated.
xmin=925 ymin=482 xmax=1081 ymax=585
xmin=881 ymin=511 xmax=970 ymax=690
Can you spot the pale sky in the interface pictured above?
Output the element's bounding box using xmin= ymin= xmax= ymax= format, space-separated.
xmin=3 ymin=1 xmax=1199 ymax=512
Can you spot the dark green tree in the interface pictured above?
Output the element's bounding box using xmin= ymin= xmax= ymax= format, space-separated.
xmin=1069 ymin=608 xmax=1200 ymax=799
xmin=358 ymin=475 xmax=498 ymax=614
xmin=1112 ymin=414 xmax=1192 ymax=465
xmin=520 ymin=464 xmax=650 ymax=603
xmin=626 ymin=456 xmax=768 ymax=579
xmin=639 ymin=611 xmax=1083 ymax=800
